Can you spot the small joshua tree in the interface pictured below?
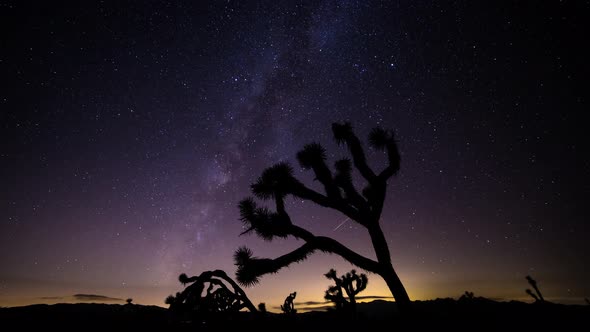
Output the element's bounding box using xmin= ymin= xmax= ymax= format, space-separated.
xmin=525 ymin=275 xmax=545 ymax=303
xmin=526 ymin=289 xmax=539 ymax=302
xmin=280 ymin=292 xmax=297 ymax=314
xmin=126 ymin=298 xmax=133 ymax=305
xmin=459 ymin=291 xmax=475 ymax=302
xmin=324 ymin=269 xmax=367 ymax=313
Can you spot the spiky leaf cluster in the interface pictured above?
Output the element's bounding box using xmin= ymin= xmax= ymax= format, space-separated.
xmin=234 ymin=247 xmax=274 ymax=287
xmin=332 ymin=122 xmax=354 ymax=144
xmin=239 ymin=198 xmax=291 ymax=241
xmin=296 ymin=143 xmax=326 ymax=169
xmin=368 ymin=128 xmax=393 ymax=150
xmin=251 ymin=162 xmax=296 ymax=200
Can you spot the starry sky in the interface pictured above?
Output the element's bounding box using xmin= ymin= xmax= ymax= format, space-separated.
xmin=1 ymin=1 xmax=588 ymax=310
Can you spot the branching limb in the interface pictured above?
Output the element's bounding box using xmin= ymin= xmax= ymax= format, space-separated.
xmin=369 ymin=127 xmax=401 ymax=181
xmin=334 ymin=159 xmax=369 ymax=214
xmin=332 ymin=122 xmax=377 ymax=183
xmin=297 ymin=143 xmax=342 ymax=200
xmin=235 ymin=223 xmax=381 ymax=287
xmin=234 ymin=244 xmax=316 ymax=287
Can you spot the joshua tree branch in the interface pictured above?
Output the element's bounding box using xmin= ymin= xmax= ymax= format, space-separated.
xmin=235 ymin=243 xmax=316 ymax=286
xmin=236 ymin=239 xmax=380 ymax=287
xmin=236 ymin=221 xmax=381 ymax=286
xmin=289 ymin=224 xmax=380 ymax=273
xmin=242 ymin=180 xmax=378 ymax=273
xmin=332 ymin=123 xmax=377 ymax=183
xmin=345 ymin=138 xmax=377 ymax=183
xmin=291 ymin=182 xmax=363 ymax=224
xmin=333 ymin=160 xmax=369 ymax=213
xmin=296 ymin=143 xmax=342 ymax=200
xmin=313 ymin=236 xmax=381 ymax=273
xmin=272 ymin=243 xmax=315 ymax=269
xmin=369 ymin=136 xmax=400 ymax=220
xmin=378 ymin=139 xmax=401 ymax=181
xmin=338 ymin=181 xmax=367 ymax=211
xmin=274 ymin=195 xmax=287 ymax=218
xmin=311 ymin=162 xmax=342 ymax=200
xmin=368 ymin=181 xmax=387 ymax=222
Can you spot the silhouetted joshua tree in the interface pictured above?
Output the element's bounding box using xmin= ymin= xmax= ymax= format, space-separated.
xmin=234 ymin=122 xmax=412 ymax=314
xmin=324 ymin=269 xmax=368 ymax=313
xmin=526 ymin=289 xmax=539 ymax=302
xmin=125 ymin=298 xmax=133 ymax=305
xmin=280 ymin=292 xmax=297 ymax=314
xmin=179 ymin=273 xmax=190 ymax=287
xmin=165 ymin=269 xmax=257 ymax=321
xmin=525 ymin=275 xmax=545 ymax=303
xmin=165 ymin=293 xmax=181 ymax=306
xmin=459 ymin=291 xmax=475 ymax=302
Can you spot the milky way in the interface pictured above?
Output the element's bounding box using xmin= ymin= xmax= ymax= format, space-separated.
xmin=1 ymin=1 xmax=588 ymax=309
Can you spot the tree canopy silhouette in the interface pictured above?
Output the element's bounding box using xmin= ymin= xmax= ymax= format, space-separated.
xmin=525 ymin=275 xmax=545 ymax=303
xmin=280 ymin=292 xmax=297 ymax=314
xmin=234 ymin=122 xmax=412 ymax=314
xmin=324 ymin=268 xmax=368 ymax=313
xmin=165 ymin=269 xmax=257 ymax=322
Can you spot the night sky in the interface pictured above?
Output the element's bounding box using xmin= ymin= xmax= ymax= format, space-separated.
xmin=1 ymin=1 xmax=588 ymax=310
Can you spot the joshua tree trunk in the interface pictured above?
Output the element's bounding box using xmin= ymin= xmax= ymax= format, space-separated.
xmin=382 ymin=265 xmax=411 ymax=313
xmin=368 ymin=223 xmax=411 ymax=312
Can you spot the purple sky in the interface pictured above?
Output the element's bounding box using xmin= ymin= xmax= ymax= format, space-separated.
xmin=1 ymin=1 xmax=588 ymax=309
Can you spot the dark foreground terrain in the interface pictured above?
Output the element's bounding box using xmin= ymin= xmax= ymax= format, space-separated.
xmin=1 ymin=298 xmax=587 ymax=331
